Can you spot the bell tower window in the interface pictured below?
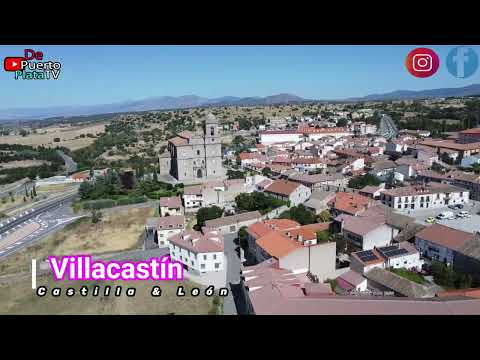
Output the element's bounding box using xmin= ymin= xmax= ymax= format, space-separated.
xmin=210 ymin=127 xmax=214 ymax=136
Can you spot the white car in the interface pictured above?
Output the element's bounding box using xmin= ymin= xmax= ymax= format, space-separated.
xmin=457 ymin=211 xmax=471 ymax=218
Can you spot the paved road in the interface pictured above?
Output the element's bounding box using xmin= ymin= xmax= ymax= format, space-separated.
xmin=0 ymin=199 xmax=83 ymax=260
xmin=0 ymin=192 xmax=78 ymax=235
xmin=0 ymin=179 xmax=34 ymax=199
xmin=57 ymin=149 xmax=77 ymax=174
xmin=222 ymin=232 xmax=242 ymax=315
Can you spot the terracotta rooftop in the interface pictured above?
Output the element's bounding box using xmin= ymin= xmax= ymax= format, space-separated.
xmin=204 ymin=211 xmax=262 ymax=229
xmin=159 ymin=196 xmax=182 ymax=208
xmin=247 ymin=219 xmax=300 ymax=239
xmin=168 ymin=136 xmax=188 ymax=146
xmin=264 ymin=180 xmax=302 ymax=196
xmin=146 ymin=215 xmax=185 ymax=230
xmin=382 ymin=183 xmax=465 ymax=197
xmin=415 ymin=224 xmax=474 ymax=251
xmin=168 ymin=229 xmax=224 ymax=253
xmin=328 ymin=192 xmax=373 ymax=216
xmin=421 ymin=139 xmax=480 ymax=151
xmin=183 ymin=185 xmax=203 ymax=195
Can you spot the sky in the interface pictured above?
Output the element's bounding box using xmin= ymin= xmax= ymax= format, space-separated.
xmin=1 ymin=45 xmax=479 ymax=109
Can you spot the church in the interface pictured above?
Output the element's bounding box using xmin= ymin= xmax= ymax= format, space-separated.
xmin=159 ymin=113 xmax=226 ymax=182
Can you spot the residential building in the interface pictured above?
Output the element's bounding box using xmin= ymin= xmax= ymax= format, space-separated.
xmin=350 ymin=249 xmax=385 ymax=274
xmin=359 ymin=184 xmax=385 ymax=200
xmin=204 ymin=210 xmax=262 ymax=235
xmin=415 ymin=224 xmax=480 ymax=279
xmin=260 ymin=130 xmax=304 ymax=145
xmin=159 ymin=196 xmax=182 ymax=217
xmin=461 ymin=154 xmax=480 ymax=168
xmin=289 ymin=173 xmax=348 ymax=190
xmin=328 ymin=192 xmax=375 ymax=216
xmin=145 ymin=215 xmax=185 ymax=248
xmin=364 ymin=267 xmax=435 ymax=298
xmin=335 ymin=270 xmax=368 ymax=294
xmin=263 ymin=180 xmax=311 ymax=206
xmin=182 ymin=185 xmax=204 ymax=209
xmin=253 ymin=222 xmax=336 ymax=280
xmin=303 ymin=190 xmax=336 ymax=214
xmin=168 ymin=228 xmax=225 ymax=275
xmin=376 ymin=242 xmax=424 ymax=270
xmin=369 ymin=160 xmax=397 ymax=181
xmin=380 ymin=183 xmax=470 ymax=212
xmin=458 ymin=128 xmax=480 ymax=144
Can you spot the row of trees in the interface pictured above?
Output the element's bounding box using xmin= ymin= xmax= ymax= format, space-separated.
xmin=235 ymin=192 xmax=287 ymax=214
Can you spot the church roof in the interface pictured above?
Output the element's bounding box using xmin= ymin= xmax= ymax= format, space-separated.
xmin=205 ymin=113 xmax=218 ymax=123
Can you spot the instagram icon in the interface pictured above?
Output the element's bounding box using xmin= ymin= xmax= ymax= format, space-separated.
xmin=405 ymin=47 xmax=439 ymax=78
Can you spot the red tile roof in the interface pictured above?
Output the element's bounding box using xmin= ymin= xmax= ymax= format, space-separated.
xmin=168 ymin=229 xmax=223 ymax=253
xmin=264 ymin=180 xmax=302 ymax=196
xmin=328 ymin=192 xmax=373 ymax=216
xmin=159 ymin=196 xmax=181 ymax=208
xmin=415 ymin=224 xmax=474 ymax=251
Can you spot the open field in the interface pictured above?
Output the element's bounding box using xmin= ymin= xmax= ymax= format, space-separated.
xmin=0 ymin=274 xmax=219 ymax=315
xmin=0 ymin=160 xmax=49 ymax=169
xmin=0 ymin=207 xmax=154 ymax=275
xmin=0 ymin=123 xmax=106 ymax=151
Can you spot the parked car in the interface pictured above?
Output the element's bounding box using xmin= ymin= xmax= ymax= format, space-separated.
xmin=457 ymin=211 xmax=470 ymax=218
xmin=425 ymin=216 xmax=436 ymax=224
xmin=437 ymin=211 xmax=455 ymax=220
xmin=448 ymin=204 xmax=457 ymax=210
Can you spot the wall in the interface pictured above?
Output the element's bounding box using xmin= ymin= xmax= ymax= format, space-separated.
xmin=279 ymin=242 xmax=336 ymax=281
xmin=169 ymin=243 xmax=224 ymax=274
xmin=415 ymin=237 xmax=455 ymax=265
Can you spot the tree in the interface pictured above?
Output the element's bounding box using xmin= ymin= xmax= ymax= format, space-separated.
xmin=279 ymin=204 xmax=316 ymax=225
xmin=91 ymin=209 xmax=103 ymax=224
xmin=261 ymin=167 xmax=273 ymax=177
xmin=336 ymin=118 xmax=348 ymax=127
xmin=348 ymin=174 xmax=381 ymax=189
xmin=196 ymin=206 xmax=223 ymax=228
xmin=32 ymin=185 xmax=37 ymax=197
xmin=238 ymin=226 xmax=249 ymax=250
xmin=316 ymin=230 xmax=330 ymax=243
xmin=227 ymin=169 xmax=245 ymax=180
xmin=318 ymin=209 xmax=332 ymax=222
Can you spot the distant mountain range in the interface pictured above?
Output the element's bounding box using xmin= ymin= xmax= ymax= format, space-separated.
xmin=1 ymin=84 xmax=479 ymax=122
xmin=348 ymin=83 xmax=480 ymax=101
xmin=0 ymin=93 xmax=307 ymax=121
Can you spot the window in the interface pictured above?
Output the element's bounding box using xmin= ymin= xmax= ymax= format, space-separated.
xmin=203 ymin=255 xmax=207 ymax=260
xmin=230 ymin=225 xmax=236 ymax=232
xmin=213 ymin=254 xmax=217 ymax=260
xmin=215 ymin=263 xmax=220 ymax=269
xmin=197 ymin=150 xmax=200 ymax=156
xmin=210 ymin=127 xmax=214 ymax=136
xmin=201 ymin=264 xmax=205 ymax=269
xmin=192 ymin=261 xmax=195 ymax=266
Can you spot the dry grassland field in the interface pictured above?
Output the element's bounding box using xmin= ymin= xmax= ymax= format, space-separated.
xmin=0 ymin=160 xmax=49 ymax=169
xmin=0 ymin=206 xmax=222 ymax=315
xmin=0 ymin=122 xmax=106 ymax=150
xmin=0 ymin=207 xmax=154 ymax=275
xmin=0 ymin=274 xmax=218 ymax=315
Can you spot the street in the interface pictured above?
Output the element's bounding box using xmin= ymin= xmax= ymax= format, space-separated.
xmin=0 ymin=200 xmax=83 ymax=260
xmin=399 ymin=200 xmax=480 ymax=233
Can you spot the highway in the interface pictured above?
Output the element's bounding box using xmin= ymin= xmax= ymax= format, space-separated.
xmin=0 ymin=194 xmax=82 ymax=260
xmin=377 ymin=113 xmax=399 ymax=140
xmin=57 ymin=150 xmax=78 ymax=174
xmin=0 ymin=192 xmax=78 ymax=235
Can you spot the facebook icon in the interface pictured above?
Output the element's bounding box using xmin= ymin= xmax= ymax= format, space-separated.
xmin=446 ymin=46 xmax=478 ymax=78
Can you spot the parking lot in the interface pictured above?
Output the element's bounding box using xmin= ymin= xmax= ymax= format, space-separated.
xmin=398 ymin=200 xmax=480 ymax=233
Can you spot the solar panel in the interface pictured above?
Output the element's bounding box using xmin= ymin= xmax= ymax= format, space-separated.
xmin=384 ymin=248 xmax=409 ymax=257
xmin=379 ymin=245 xmax=397 ymax=252
xmin=357 ymin=250 xmax=379 ymax=262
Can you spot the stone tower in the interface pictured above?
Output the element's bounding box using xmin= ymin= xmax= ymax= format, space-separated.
xmin=203 ymin=113 xmax=224 ymax=178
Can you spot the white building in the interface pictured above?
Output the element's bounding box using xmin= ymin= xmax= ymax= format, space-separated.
xmin=263 ymin=180 xmax=312 ymax=206
xmin=182 ymin=185 xmax=204 ymax=209
xmin=376 ymin=243 xmax=424 ymax=271
xmin=260 ymin=130 xmax=303 ymax=145
xmin=168 ymin=229 xmax=225 ymax=275
xmin=461 ymin=155 xmax=480 ymax=168
xmin=145 ymin=215 xmax=185 ymax=248
xmin=380 ymin=183 xmax=470 ymax=212
xmin=159 ymin=196 xmax=183 ymax=217
xmin=303 ymin=127 xmax=353 ymax=141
